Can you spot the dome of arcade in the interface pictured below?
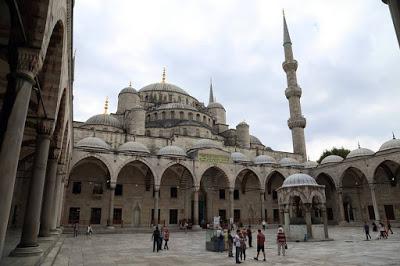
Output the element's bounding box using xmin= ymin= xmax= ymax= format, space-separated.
xmin=119 ymin=85 xmax=137 ymax=95
xmin=320 ymin=155 xmax=343 ymax=165
xmin=118 ymin=141 xmax=150 ymax=154
xmin=303 ymin=160 xmax=318 ymax=169
xmin=253 ymin=154 xmax=277 ymax=165
xmin=190 ymin=139 xmax=222 ymax=150
xmin=231 ymin=152 xmax=250 ymax=163
xmin=379 ymin=138 xmax=400 ymax=152
xmin=140 ymin=82 xmax=189 ymax=96
xmin=207 ymin=102 xmax=225 ymax=109
xmin=156 ymin=102 xmax=197 ymax=111
xmin=76 ymin=137 xmax=111 ymax=151
xmin=85 ymin=114 xmax=122 ymax=128
xmin=282 ymin=173 xmax=319 ymax=188
xmin=157 ymin=145 xmax=187 ymax=157
xmin=250 ymin=135 xmax=263 ymax=146
xmin=346 ymin=147 xmax=374 ymax=159
xmin=279 ymin=157 xmax=300 ymax=167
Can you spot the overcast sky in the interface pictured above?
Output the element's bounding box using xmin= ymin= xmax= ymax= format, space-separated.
xmin=73 ymin=0 xmax=400 ymax=161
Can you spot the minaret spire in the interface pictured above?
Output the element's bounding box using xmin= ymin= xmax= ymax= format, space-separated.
xmin=282 ymin=12 xmax=307 ymax=161
xmin=209 ymin=78 xmax=214 ymax=104
xmin=104 ymin=97 xmax=109 ymax=114
xmin=161 ymin=67 xmax=166 ymax=83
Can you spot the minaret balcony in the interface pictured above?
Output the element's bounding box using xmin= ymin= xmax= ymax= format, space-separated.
xmin=285 ymin=87 xmax=302 ymax=98
xmin=288 ymin=116 xmax=306 ymax=129
xmin=282 ymin=60 xmax=298 ymax=72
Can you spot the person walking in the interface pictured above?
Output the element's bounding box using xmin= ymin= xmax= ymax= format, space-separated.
xmin=240 ymin=230 xmax=247 ymax=261
xmin=364 ymin=222 xmax=371 ymax=240
xmin=379 ymin=222 xmax=387 ymax=239
xmin=372 ymin=222 xmax=379 ymax=239
xmin=163 ymin=226 xmax=170 ymax=250
xmin=233 ymin=230 xmax=242 ymax=264
xmin=216 ymin=227 xmax=224 ymax=252
xmin=247 ymin=225 xmax=253 ymax=248
xmin=254 ymin=229 xmax=266 ymax=261
xmin=227 ymin=229 xmax=234 ymax=257
xmin=152 ymin=226 xmax=161 ymax=252
xmin=73 ymin=222 xmax=79 ymax=237
xmin=276 ymin=227 xmax=286 ymax=256
xmin=262 ymin=220 xmax=266 ymax=231
xmin=87 ymin=224 xmax=93 ymax=237
xmin=387 ymin=220 xmax=393 ymax=235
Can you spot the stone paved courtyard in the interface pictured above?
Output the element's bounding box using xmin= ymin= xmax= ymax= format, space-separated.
xmin=53 ymin=227 xmax=400 ymax=266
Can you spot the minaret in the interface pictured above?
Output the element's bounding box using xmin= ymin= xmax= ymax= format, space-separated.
xmin=209 ymin=78 xmax=214 ymax=104
xmin=282 ymin=11 xmax=307 ymax=161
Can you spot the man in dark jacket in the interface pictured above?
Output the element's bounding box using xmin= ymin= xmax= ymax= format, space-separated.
xmin=152 ymin=226 xmax=161 ymax=252
xmin=246 ymin=226 xmax=252 ymax=248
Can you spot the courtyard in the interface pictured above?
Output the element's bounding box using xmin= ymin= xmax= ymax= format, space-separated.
xmin=52 ymin=227 xmax=400 ymax=266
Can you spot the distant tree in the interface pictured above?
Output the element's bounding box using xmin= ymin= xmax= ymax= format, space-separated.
xmin=317 ymin=147 xmax=351 ymax=164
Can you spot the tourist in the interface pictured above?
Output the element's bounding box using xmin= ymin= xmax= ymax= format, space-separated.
xmin=73 ymin=222 xmax=79 ymax=237
xmin=276 ymin=227 xmax=286 ymax=256
xmin=233 ymin=230 xmax=241 ymax=264
xmin=227 ymin=229 xmax=233 ymax=257
xmin=387 ymin=220 xmax=393 ymax=235
xmin=163 ymin=226 xmax=170 ymax=250
xmin=184 ymin=221 xmax=188 ymax=233
xmin=254 ymin=229 xmax=266 ymax=261
xmin=216 ymin=226 xmax=224 ymax=252
xmin=262 ymin=220 xmax=267 ymax=231
xmin=363 ymin=222 xmax=371 ymax=240
xmin=247 ymin=225 xmax=253 ymax=247
xmin=240 ymin=230 xmax=247 ymax=261
xmin=372 ymin=222 xmax=379 ymax=239
xmin=86 ymin=224 xmax=93 ymax=238
xmin=152 ymin=226 xmax=161 ymax=252
xmin=379 ymin=222 xmax=387 ymax=239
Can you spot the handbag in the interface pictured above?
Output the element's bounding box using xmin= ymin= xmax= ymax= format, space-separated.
xmin=284 ymin=243 xmax=288 ymax=249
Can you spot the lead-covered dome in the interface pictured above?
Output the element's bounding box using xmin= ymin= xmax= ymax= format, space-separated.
xmin=190 ymin=139 xmax=222 ymax=150
xmin=118 ymin=141 xmax=150 ymax=154
xmin=254 ymin=155 xmax=276 ymax=165
xmin=379 ymin=138 xmax=400 ymax=151
xmin=76 ymin=137 xmax=111 ymax=151
xmin=156 ymin=103 xmax=196 ymax=111
xmin=346 ymin=147 xmax=374 ymax=159
xmin=279 ymin=157 xmax=301 ymax=167
xmin=207 ymin=102 xmax=225 ymax=109
xmin=119 ymin=85 xmax=137 ymax=94
xmin=231 ymin=152 xmax=250 ymax=163
xmin=140 ymin=82 xmax=189 ymax=96
xmin=282 ymin=173 xmax=318 ymax=188
xmin=303 ymin=160 xmax=318 ymax=169
xmin=157 ymin=145 xmax=186 ymax=157
xmin=320 ymin=155 xmax=343 ymax=165
xmin=250 ymin=135 xmax=263 ymax=146
xmin=85 ymin=114 xmax=122 ymax=128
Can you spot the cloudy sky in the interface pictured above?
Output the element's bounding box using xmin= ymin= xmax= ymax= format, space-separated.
xmin=73 ymin=0 xmax=400 ymax=161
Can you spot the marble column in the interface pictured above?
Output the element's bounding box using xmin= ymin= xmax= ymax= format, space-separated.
xmin=56 ymin=180 xmax=66 ymax=228
xmin=193 ymin=188 xmax=200 ymax=229
xmin=229 ymin=189 xmax=234 ymax=223
xmin=154 ymin=188 xmax=160 ymax=225
xmin=39 ymin=150 xmax=59 ymax=237
xmin=12 ymin=119 xmax=53 ymax=256
xmin=305 ymin=204 xmax=312 ymax=239
xmin=0 ymin=48 xmax=41 ymax=256
xmin=383 ymin=0 xmax=400 ymax=48
xmin=284 ymin=205 xmax=290 ymax=227
xmin=321 ymin=204 xmax=329 ymax=239
xmin=107 ymin=184 xmax=116 ymax=228
xmin=50 ymin=167 xmax=64 ymax=231
xmin=260 ymin=192 xmax=265 ymax=222
xmin=337 ymin=189 xmax=346 ymax=224
xmin=369 ymin=184 xmax=380 ymax=221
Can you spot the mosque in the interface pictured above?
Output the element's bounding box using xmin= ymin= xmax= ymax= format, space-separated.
xmin=0 ymin=0 xmax=399 ymax=258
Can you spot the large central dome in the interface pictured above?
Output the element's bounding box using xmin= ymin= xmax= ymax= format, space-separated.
xmin=139 ymin=82 xmax=189 ymax=96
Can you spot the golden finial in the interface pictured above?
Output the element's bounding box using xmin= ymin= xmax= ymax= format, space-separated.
xmin=162 ymin=67 xmax=166 ymax=83
xmin=104 ymin=96 xmax=109 ymax=114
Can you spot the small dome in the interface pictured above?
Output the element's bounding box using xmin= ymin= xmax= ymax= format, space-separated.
xmin=157 ymin=103 xmax=197 ymax=111
xmin=231 ymin=152 xmax=250 ymax=163
xmin=282 ymin=173 xmax=318 ymax=188
xmin=347 ymin=147 xmax=374 ymax=159
xmin=379 ymin=138 xmax=400 ymax=151
xmin=250 ymin=135 xmax=263 ymax=145
xmin=254 ymin=155 xmax=276 ymax=165
xmin=320 ymin=155 xmax=344 ymax=165
xmin=237 ymin=121 xmax=249 ymax=127
xmin=190 ymin=139 xmax=221 ymax=150
xmin=140 ymin=82 xmax=189 ymax=96
xmin=119 ymin=86 xmax=137 ymax=94
xmin=118 ymin=141 xmax=150 ymax=154
xmin=85 ymin=114 xmax=122 ymax=128
xmin=76 ymin=137 xmax=111 ymax=150
xmin=303 ymin=160 xmax=318 ymax=169
xmin=157 ymin=145 xmax=186 ymax=157
xmin=279 ymin=157 xmax=300 ymax=167
xmin=207 ymin=102 xmax=225 ymax=109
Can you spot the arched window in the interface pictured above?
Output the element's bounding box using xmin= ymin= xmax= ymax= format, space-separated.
xmin=203 ymin=116 xmax=206 ymax=123
xmin=154 ymin=113 xmax=158 ymax=120
xmin=196 ymin=114 xmax=201 ymax=121
xmin=171 ymin=111 xmax=175 ymax=119
xmin=188 ymin=112 xmax=193 ymax=120
xmin=180 ymin=111 xmax=184 ymax=119
xmin=169 ymin=94 xmax=173 ymax=102
xmin=186 ymin=98 xmax=189 ymax=105
xmin=178 ymin=96 xmax=181 ymax=103
xmin=146 ymin=115 xmax=150 ymax=122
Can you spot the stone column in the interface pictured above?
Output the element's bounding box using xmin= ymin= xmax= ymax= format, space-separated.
xmin=0 ymin=48 xmax=41 ymax=256
xmin=305 ymin=204 xmax=312 ymax=239
xmin=56 ymin=180 xmax=66 ymax=228
xmin=284 ymin=205 xmax=290 ymax=227
xmin=321 ymin=204 xmax=329 ymax=239
xmin=383 ymin=0 xmax=400 ymax=48
xmin=193 ymin=188 xmax=200 ymax=229
xmin=39 ymin=149 xmax=59 ymax=237
xmin=337 ymin=189 xmax=346 ymax=224
xmin=50 ymin=167 xmax=64 ymax=231
xmin=107 ymin=183 xmax=116 ymax=228
xmin=369 ymin=184 xmax=380 ymax=221
xmin=229 ymin=189 xmax=234 ymax=223
xmin=260 ymin=192 xmax=265 ymax=222
xmin=154 ymin=187 xmax=160 ymax=225
xmin=12 ymin=120 xmax=52 ymax=256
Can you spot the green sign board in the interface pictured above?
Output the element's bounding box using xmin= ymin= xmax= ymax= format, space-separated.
xmin=198 ymin=153 xmax=230 ymax=164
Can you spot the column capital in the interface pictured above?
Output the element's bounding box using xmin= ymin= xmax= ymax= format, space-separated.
xmin=260 ymin=190 xmax=265 ymax=195
xmin=369 ymin=183 xmax=376 ymax=190
xmin=193 ymin=186 xmax=200 ymax=192
xmin=49 ymin=148 xmax=61 ymax=160
xmin=154 ymin=185 xmax=160 ymax=192
xmin=109 ymin=183 xmax=116 ymax=189
xmin=37 ymin=119 xmax=54 ymax=136
xmin=16 ymin=48 xmax=42 ymax=82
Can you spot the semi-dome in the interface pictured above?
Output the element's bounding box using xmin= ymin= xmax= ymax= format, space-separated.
xmin=76 ymin=137 xmax=111 ymax=151
xmin=156 ymin=103 xmax=196 ymax=111
xmin=347 ymin=147 xmax=374 ymax=159
xmin=303 ymin=160 xmax=318 ymax=169
xmin=282 ymin=173 xmax=318 ymax=188
xmin=119 ymin=85 xmax=137 ymax=94
xmin=279 ymin=157 xmax=300 ymax=167
xmin=254 ymin=155 xmax=276 ymax=165
xmin=231 ymin=152 xmax=250 ymax=163
xmin=379 ymin=138 xmax=400 ymax=151
xmin=207 ymin=102 xmax=225 ymax=109
xmin=140 ymin=82 xmax=189 ymax=96
xmin=157 ymin=145 xmax=186 ymax=157
xmin=85 ymin=114 xmax=122 ymax=128
xmin=250 ymin=135 xmax=263 ymax=146
xmin=320 ymin=155 xmax=343 ymax=165
xmin=190 ymin=139 xmax=221 ymax=150
xmin=118 ymin=141 xmax=150 ymax=154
